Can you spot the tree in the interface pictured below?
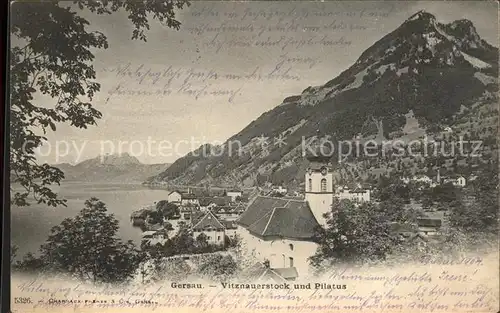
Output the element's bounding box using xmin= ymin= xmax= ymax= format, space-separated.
xmin=11 ymin=245 xmax=18 ymax=264
xmin=196 ymin=254 xmax=238 ymax=282
xmin=37 ymin=197 xmax=141 ymax=283
xmin=431 ymin=183 xmax=459 ymax=203
xmin=10 ymin=0 xmax=189 ymax=207
xmin=147 ymin=210 xmax=164 ymax=225
xmin=13 ymin=253 xmax=46 ymax=274
xmin=156 ymin=200 xmax=180 ymax=219
xmin=148 ymin=257 xmax=191 ymax=283
xmin=170 ymin=227 xmax=195 ymax=255
xmin=310 ymin=199 xmax=399 ymax=269
xmin=450 ymin=163 xmax=498 ymax=234
xmin=195 ymin=233 xmax=210 ymax=252
xmin=374 ymin=175 xmax=410 ymax=202
xmin=379 ymin=197 xmax=417 ymax=224
xmin=224 ymin=234 xmax=241 ymax=248
xmin=164 ymin=222 xmax=174 ymax=233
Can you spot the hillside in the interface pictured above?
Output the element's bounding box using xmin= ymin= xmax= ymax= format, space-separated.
xmin=147 ymin=11 xmax=498 ymax=188
xmin=56 ymin=153 xmax=170 ymax=183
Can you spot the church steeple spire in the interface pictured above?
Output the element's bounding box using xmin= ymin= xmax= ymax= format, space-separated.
xmin=305 ymin=140 xmax=334 ymax=227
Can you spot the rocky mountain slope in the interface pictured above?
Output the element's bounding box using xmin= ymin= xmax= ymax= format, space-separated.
xmin=56 ymin=153 xmax=170 ymax=183
xmin=148 ymin=11 xmax=498 ymax=188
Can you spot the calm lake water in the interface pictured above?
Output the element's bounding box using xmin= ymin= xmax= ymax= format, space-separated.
xmin=11 ymin=182 xmax=170 ymax=259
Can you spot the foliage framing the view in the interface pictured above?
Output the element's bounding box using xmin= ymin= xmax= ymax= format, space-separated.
xmin=10 ymin=0 xmax=189 ymax=207
xmin=13 ymin=198 xmax=142 ymax=283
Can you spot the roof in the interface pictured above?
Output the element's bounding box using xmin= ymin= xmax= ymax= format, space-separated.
xmin=417 ymin=218 xmax=442 ymax=228
xmin=239 ymin=262 xmax=288 ymax=283
xmin=308 ymin=161 xmax=332 ymax=171
xmin=142 ymin=231 xmax=157 ymax=237
xmin=149 ymin=224 xmax=164 ymax=231
xmin=272 ymin=267 xmax=299 ymax=280
xmin=191 ymin=211 xmax=205 ymax=225
xmin=168 ymin=190 xmax=182 ymax=196
xmin=349 ymin=188 xmax=369 ymax=194
xmin=212 ymin=206 xmax=239 ymax=214
xmin=390 ymin=222 xmax=417 ymax=234
xmin=217 ymin=196 xmax=232 ymax=205
xmin=200 ymin=196 xmax=231 ymax=206
xmin=234 ymin=203 xmax=246 ymax=213
xmin=221 ymin=220 xmax=237 ymax=229
xmin=418 ymin=226 xmax=440 ymax=233
xmin=182 ymin=193 xmax=198 ymax=200
xmin=198 ymin=197 xmax=214 ymax=206
xmin=192 ymin=211 xmax=225 ymax=231
xmin=237 ymin=196 xmax=320 ymax=240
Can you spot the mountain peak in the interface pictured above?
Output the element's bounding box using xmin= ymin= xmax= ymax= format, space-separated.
xmin=444 ymin=18 xmax=484 ymax=50
xmin=150 ymin=10 xmax=498 ymax=187
xmin=100 ymin=152 xmax=141 ymax=165
xmin=406 ymin=10 xmax=436 ymax=23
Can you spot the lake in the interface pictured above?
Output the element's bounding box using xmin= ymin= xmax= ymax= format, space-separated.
xmin=11 ymin=182 xmax=170 ymax=259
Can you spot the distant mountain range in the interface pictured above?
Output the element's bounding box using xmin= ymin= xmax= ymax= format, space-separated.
xmin=147 ymin=10 xmax=498 ymax=188
xmin=55 ymin=153 xmax=170 ymax=183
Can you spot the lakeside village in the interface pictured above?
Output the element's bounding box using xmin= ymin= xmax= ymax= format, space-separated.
xmin=131 ymin=153 xmax=473 ymax=282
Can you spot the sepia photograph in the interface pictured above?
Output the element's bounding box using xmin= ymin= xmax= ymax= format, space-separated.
xmin=7 ymin=0 xmax=499 ymax=312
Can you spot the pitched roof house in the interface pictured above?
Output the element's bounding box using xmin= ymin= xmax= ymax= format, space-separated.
xmin=237 ymin=196 xmax=320 ymax=240
xmin=192 ymin=210 xmax=226 ymax=232
xmin=191 ymin=210 xmax=234 ymax=245
xmin=236 ymin=196 xmax=321 ymax=278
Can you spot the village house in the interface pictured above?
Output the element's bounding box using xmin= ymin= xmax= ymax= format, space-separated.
xmin=335 ymin=185 xmax=371 ymax=203
xmin=167 ymin=190 xmax=201 ymax=206
xmin=226 ymin=189 xmax=243 ymax=202
xmin=191 ymin=211 xmax=227 ymax=246
xmin=179 ymin=203 xmax=200 ymax=221
xmin=403 ymin=175 xmax=433 ymax=185
xmin=198 ymin=197 xmax=218 ymax=211
xmin=142 ymin=227 xmax=168 ymax=246
xmin=402 ymin=174 xmax=439 ymax=188
xmin=271 ymin=186 xmax=288 ymax=195
xmin=417 ymin=218 xmax=442 ymax=236
xmin=181 ymin=193 xmax=200 ymax=206
xmin=443 ymin=175 xmax=467 ymax=187
xmin=211 ymin=205 xmax=245 ymax=221
xmin=167 ymin=190 xmax=182 ymax=203
xmin=221 ymin=220 xmax=238 ymax=239
xmin=198 ymin=196 xmax=232 ymax=211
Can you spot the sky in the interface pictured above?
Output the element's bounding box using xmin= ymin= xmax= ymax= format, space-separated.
xmin=26 ymin=1 xmax=498 ymax=164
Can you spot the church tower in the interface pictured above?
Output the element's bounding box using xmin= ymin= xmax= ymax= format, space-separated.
xmin=305 ymin=154 xmax=334 ymax=227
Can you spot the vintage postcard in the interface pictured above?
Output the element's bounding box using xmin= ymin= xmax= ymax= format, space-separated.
xmin=8 ymin=0 xmax=499 ymax=312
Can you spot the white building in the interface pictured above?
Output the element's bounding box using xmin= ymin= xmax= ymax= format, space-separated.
xmin=168 ymin=190 xmax=201 ymax=206
xmin=402 ymin=175 xmax=437 ymax=188
xmin=191 ymin=211 xmax=226 ymax=246
xmin=167 ymin=190 xmax=182 ymax=203
xmin=271 ymin=186 xmax=288 ymax=195
xmin=336 ymin=186 xmax=371 ymax=203
xmin=142 ymin=229 xmax=168 ymax=246
xmin=413 ymin=175 xmax=433 ymax=184
xmin=226 ymin=190 xmax=243 ymax=202
xmin=443 ymin=176 xmax=466 ymax=187
xmin=181 ymin=193 xmax=200 ymax=206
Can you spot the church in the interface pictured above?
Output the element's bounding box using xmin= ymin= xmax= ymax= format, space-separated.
xmin=236 ymin=154 xmax=334 ymax=278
